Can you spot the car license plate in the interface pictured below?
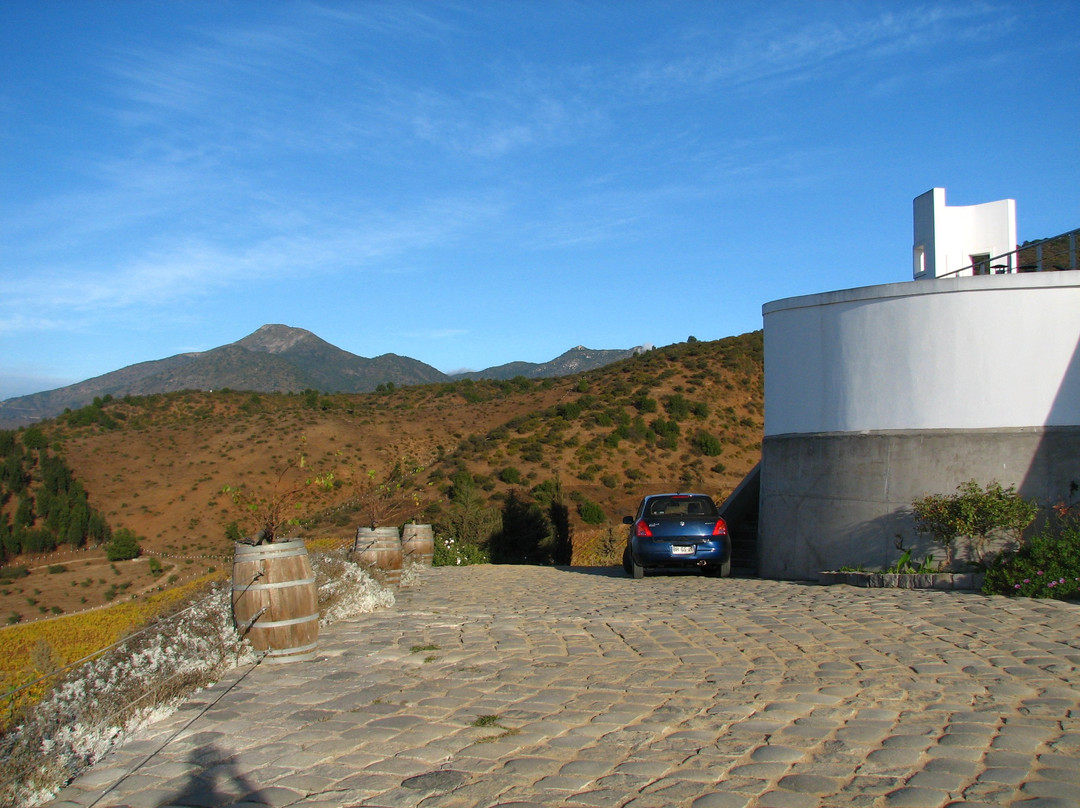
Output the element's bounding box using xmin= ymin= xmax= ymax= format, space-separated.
xmin=671 ymin=545 xmax=694 ymax=555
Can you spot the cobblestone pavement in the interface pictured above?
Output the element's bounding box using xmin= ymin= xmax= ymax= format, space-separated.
xmin=50 ymin=565 xmax=1080 ymax=808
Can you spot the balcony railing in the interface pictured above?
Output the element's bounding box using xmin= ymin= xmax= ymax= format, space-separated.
xmin=938 ymin=227 xmax=1079 ymax=279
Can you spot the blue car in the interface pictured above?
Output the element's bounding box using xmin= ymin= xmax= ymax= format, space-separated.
xmin=622 ymin=493 xmax=731 ymax=579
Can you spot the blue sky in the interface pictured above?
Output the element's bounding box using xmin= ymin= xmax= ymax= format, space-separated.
xmin=1 ymin=1 xmax=1078 ymax=400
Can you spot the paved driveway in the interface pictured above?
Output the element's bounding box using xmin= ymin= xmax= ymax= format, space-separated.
xmin=51 ymin=566 xmax=1080 ymax=808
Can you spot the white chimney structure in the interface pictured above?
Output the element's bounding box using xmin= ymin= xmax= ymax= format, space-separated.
xmin=913 ymin=187 xmax=1017 ymax=279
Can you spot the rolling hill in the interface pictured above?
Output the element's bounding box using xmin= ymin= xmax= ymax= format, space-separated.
xmin=0 ymin=331 xmax=763 ymax=621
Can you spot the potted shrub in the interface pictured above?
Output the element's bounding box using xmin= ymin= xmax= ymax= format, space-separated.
xmin=222 ymin=452 xmax=336 ymax=663
xmin=348 ymin=458 xmax=425 ymax=586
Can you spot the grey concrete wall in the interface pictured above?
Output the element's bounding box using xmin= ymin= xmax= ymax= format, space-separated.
xmin=758 ymin=426 xmax=1080 ymax=580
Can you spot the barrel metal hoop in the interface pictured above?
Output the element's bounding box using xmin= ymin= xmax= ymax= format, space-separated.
xmin=263 ymin=641 xmax=318 ymax=657
xmin=234 ymin=546 xmax=309 ymax=560
xmin=233 ymin=576 xmax=316 ymax=592
xmin=252 ymin=612 xmax=320 ymax=629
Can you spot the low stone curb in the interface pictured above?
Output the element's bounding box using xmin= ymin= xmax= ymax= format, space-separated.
xmin=817 ymin=571 xmax=985 ymax=590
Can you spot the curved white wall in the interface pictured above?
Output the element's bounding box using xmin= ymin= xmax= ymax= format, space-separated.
xmin=764 ymin=273 xmax=1080 ymax=437
xmin=758 ymin=272 xmax=1080 ymax=580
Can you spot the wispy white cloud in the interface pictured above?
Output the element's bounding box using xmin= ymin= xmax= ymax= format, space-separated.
xmin=631 ymin=3 xmax=1015 ymax=99
xmin=0 ymin=192 xmax=507 ymax=330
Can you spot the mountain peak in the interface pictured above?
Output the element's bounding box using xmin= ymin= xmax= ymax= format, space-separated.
xmin=234 ymin=324 xmax=319 ymax=355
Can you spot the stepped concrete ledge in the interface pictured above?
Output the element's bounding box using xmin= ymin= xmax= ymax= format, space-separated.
xmin=48 ymin=565 xmax=1080 ymax=808
xmin=817 ymin=571 xmax=986 ymax=590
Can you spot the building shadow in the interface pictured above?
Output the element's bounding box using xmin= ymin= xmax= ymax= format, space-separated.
xmin=1021 ymin=331 xmax=1080 ymax=516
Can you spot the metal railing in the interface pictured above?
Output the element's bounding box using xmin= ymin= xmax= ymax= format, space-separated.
xmin=937 ymin=227 xmax=1079 ymax=279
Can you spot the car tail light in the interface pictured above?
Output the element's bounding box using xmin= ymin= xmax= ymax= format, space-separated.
xmin=634 ymin=519 xmax=653 ymax=538
xmin=712 ymin=518 xmax=728 ymax=536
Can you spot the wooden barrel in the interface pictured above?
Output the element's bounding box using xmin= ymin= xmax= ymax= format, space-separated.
xmin=401 ymin=523 xmax=435 ymax=566
xmin=232 ymin=540 xmax=318 ymax=664
xmin=354 ymin=526 xmax=402 ymax=586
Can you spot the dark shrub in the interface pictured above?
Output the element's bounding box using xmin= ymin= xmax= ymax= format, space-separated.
xmin=983 ymin=506 xmax=1080 ymax=599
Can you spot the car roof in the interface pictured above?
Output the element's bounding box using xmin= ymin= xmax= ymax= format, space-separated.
xmin=644 ymin=492 xmax=709 ymax=499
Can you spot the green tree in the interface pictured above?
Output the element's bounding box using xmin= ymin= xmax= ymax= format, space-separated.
xmin=534 ymin=477 xmax=572 ymax=565
xmin=14 ymin=493 xmax=34 ymax=530
xmin=106 ymin=528 xmax=142 ymax=561
xmin=21 ymin=427 xmax=47 ymax=451
xmin=490 ymin=489 xmax=552 ymax=564
xmin=65 ymin=503 xmax=89 ymax=546
xmin=441 ymin=472 xmax=500 ymax=558
xmin=0 ymin=514 xmax=15 ymax=561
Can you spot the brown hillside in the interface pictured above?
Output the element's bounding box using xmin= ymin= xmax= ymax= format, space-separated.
xmin=1 ymin=333 xmax=763 ymax=622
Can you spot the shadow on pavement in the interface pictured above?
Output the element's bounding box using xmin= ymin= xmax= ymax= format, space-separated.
xmin=553 ymin=565 xmax=625 ymax=578
xmin=165 ymin=744 xmax=263 ymax=807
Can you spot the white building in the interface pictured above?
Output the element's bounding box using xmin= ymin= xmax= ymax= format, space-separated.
xmin=754 ymin=190 xmax=1080 ymax=579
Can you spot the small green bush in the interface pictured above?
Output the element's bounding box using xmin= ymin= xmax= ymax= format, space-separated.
xmin=433 ymin=533 xmax=490 ymax=566
xmin=983 ymin=505 xmax=1080 ymax=599
xmin=499 ymin=466 xmax=522 ymax=485
xmin=912 ymin=480 xmax=1037 ymax=567
xmin=693 ymin=431 xmax=724 ymax=457
xmin=577 ymin=499 xmax=607 ymax=525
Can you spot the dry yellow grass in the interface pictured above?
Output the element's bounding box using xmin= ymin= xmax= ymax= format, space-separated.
xmin=572 ymin=524 xmax=624 ymax=567
xmin=0 ymin=572 xmax=225 ymax=718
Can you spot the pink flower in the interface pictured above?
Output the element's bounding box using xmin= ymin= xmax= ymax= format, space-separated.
xmin=1037 ymin=570 xmax=1044 ymax=576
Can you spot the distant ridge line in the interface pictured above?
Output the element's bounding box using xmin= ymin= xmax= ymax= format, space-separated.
xmin=0 ymin=324 xmax=650 ymax=428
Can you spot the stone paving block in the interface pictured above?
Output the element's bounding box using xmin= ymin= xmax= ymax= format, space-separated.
xmin=975 ymin=766 xmax=1028 ymax=785
xmin=690 ymin=793 xmax=754 ymax=808
xmin=750 ymin=744 xmax=805 ymax=764
xmin=635 ymin=776 xmax=712 ymax=803
xmin=922 ymin=743 xmax=983 ymax=762
xmin=1020 ymin=777 xmax=1080 ymax=800
xmin=755 ymin=789 xmax=822 ymax=808
xmin=330 ymin=772 xmax=405 ymax=793
xmin=860 ymin=748 xmax=923 ymax=771
xmin=562 ymin=787 xmax=636 ymax=807
xmin=1011 ymin=799 xmax=1080 ymax=808
xmin=728 ymin=761 xmax=790 ymax=780
xmin=904 ymin=769 xmax=968 ymax=792
xmin=776 ymin=773 xmax=844 ymax=795
xmin=936 ymin=730 xmax=994 ymax=748
xmin=922 ymin=754 xmax=980 ymax=776
xmin=880 ymin=785 xmax=951 ymax=807
xmin=613 ymin=760 xmax=672 ymax=778
xmin=1036 ymin=765 xmax=1080 ymax=783
xmin=558 ymin=759 xmax=621 ymax=777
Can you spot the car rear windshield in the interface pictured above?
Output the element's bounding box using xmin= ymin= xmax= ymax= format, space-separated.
xmin=645 ymin=496 xmax=718 ymax=517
